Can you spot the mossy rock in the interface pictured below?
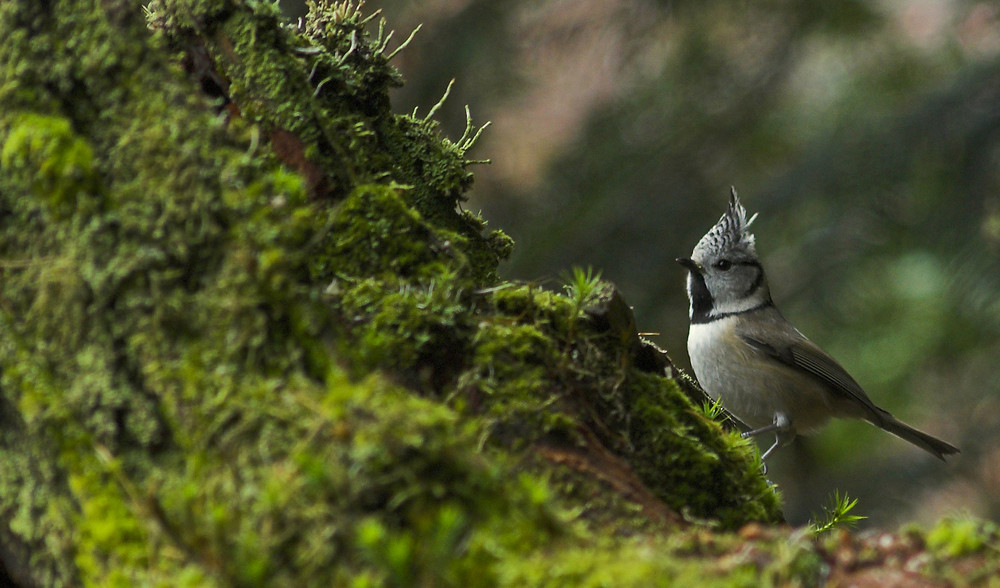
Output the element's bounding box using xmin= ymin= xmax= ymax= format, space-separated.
xmin=8 ymin=0 xmax=994 ymax=586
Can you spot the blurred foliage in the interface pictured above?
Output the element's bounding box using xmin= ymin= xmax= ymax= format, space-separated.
xmin=288 ymin=0 xmax=1000 ymax=528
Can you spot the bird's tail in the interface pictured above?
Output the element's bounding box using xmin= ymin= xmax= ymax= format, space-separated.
xmin=873 ymin=410 xmax=960 ymax=461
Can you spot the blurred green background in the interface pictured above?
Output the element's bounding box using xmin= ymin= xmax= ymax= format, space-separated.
xmin=282 ymin=0 xmax=1000 ymax=528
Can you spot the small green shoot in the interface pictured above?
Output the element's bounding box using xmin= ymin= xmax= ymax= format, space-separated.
xmin=809 ymin=490 xmax=865 ymax=535
xmin=700 ymin=397 xmax=726 ymax=423
xmin=559 ymin=265 xmax=603 ymax=344
xmin=562 ymin=265 xmax=602 ymax=311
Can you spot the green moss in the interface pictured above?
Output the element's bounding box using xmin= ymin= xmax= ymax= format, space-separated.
xmin=924 ymin=519 xmax=1000 ymax=585
xmin=146 ymin=0 xmax=509 ymax=284
xmin=142 ymin=369 xmax=565 ymax=587
xmin=0 ymin=113 xmax=100 ymax=218
xmin=316 ymin=183 xmax=471 ymax=282
xmin=926 ymin=517 xmax=998 ymax=558
xmin=448 ymin=282 xmax=781 ymax=528
xmin=626 ymin=371 xmax=781 ymax=527
xmin=325 ymin=244 xmax=781 ymax=528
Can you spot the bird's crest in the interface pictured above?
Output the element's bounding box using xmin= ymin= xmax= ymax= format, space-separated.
xmin=693 ymin=187 xmax=758 ymax=259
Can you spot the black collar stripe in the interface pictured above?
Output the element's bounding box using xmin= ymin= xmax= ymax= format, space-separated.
xmin=691 ymin=299 xmax=774 ymax=324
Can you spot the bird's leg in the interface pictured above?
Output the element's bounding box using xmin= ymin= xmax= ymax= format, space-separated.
xmin=742 ymin=413 xmax=793 ymax=464
xmin=741 ymin=412 xmax=791 ymax=439
xmin=759 ymin=436 xmax=784 ymax=462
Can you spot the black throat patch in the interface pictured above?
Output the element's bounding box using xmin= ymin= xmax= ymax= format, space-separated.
xmin=686 ymin=271 xmax=715 ymax=323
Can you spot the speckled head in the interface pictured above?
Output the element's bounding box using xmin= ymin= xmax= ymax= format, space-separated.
xmin=692 ymin=187 xmax=758 ymax=262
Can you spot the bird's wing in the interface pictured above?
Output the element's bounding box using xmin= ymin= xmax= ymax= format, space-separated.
xmin=736 ymin=318 xmax=886 ymax=425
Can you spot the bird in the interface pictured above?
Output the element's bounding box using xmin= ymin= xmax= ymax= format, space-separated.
xmin=676 ymin=188 xmax=959 ymax=463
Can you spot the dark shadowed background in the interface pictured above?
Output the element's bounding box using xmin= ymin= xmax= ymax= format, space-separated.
xmin=282 ymin=0 xmax=1000 ymax=528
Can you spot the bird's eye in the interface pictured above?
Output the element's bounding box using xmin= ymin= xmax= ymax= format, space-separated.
xmin=714 ymin=259 xmax=732 ymax=271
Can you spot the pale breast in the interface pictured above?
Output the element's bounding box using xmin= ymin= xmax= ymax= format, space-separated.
xmin=687 ymin=316 xmax=834 ymax=433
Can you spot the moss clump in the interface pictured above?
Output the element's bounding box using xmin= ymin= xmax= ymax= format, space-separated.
xmin=146 ymin=370 xmax=565 ymax=587
xmin=316 ymin=183 xmax=471 ymax=282
xmin=310 ymin=180 xmax=779 ymax=531
xmin=0 ymin=113 xmax=100 ymax=218
xmin=456 ymin=283 xmax=782 ymax=527
xmin=626 ymin=370 xmax=779 ymax=526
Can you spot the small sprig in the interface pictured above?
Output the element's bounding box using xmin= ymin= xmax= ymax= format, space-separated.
xmin=699 ymin=397 xmax=726 ymax=423
xmin=562 ymin=266 xmax=602 ymax=311
xmin=809 ymin=490 xmax=865 ymax=535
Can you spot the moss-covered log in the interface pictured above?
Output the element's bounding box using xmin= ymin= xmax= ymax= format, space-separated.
xmin=0 ymin=0 xmax=995 ymax=586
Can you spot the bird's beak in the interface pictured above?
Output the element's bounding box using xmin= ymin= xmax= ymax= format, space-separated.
xmin=676 ymin=257 xmax=702 ymax=274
